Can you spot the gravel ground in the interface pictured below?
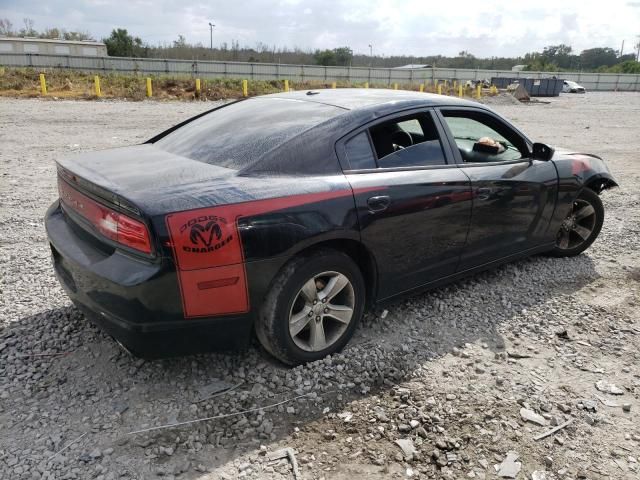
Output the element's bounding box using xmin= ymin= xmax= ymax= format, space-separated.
xmin=1 ymin=92 xmax=639 ymax=480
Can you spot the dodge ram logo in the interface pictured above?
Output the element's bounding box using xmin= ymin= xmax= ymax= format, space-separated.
xmin=179 ymin=215 xmax=233 ymax=254
xmin=190 ymin=221 xmax=222 ymax=247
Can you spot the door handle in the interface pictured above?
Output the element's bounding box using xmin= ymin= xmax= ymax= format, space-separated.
xmin=367 ymin=195 xmax=391 ymax=212
xmin=476 ymin=188 xmax=492 ymax=201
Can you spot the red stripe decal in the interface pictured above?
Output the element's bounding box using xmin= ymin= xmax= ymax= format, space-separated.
xmin=166 ymin=189 xmax=362 ymax=318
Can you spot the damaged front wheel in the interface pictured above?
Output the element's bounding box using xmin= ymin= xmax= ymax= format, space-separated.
xmin=548 ymin=188 xmax=604 ymax=257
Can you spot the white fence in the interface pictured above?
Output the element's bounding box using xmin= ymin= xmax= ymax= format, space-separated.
xmin=2 ymin=53 xmax=639 ymax=91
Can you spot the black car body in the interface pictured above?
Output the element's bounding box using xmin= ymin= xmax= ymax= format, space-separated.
xmin=45 ymin=89 xmax=617 ymax=363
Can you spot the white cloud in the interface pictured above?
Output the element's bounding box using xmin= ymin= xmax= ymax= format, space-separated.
xmin=0 ymin=0 xmax=638 ymax=57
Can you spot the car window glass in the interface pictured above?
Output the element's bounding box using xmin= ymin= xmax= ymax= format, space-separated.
xmin=369 ymin=112 xmax=446 ymax=168
xmin=377 ymin=141 xmax=447 ymax=168
xmin=155 ymin=98 xmax=344 ymax=169
xmin=396 ymin=119 xmax=422 ymax=135
xmin=442 ymin=114 xmax=523 ymax=163
xmin=344 ymin=131 xmax=376 ymax=169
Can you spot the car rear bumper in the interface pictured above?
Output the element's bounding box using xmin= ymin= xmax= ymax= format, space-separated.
xmin=45 ymin=201 xmax=254 ymax=357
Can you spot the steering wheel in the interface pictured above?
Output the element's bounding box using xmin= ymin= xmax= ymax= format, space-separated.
xmin=390 ymin=130 xmax=413 ymax=151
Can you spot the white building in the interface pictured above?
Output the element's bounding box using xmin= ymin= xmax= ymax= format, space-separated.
xmin=0 ymin=37 xmax=108 ymax=56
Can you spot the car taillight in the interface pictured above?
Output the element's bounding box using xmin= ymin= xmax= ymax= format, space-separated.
xmin=58 ymin=178 xmax=152 ymax=255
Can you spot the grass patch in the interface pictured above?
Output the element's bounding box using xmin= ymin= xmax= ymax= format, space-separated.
xmin=0 ymin=67 xmax=492 ymax=101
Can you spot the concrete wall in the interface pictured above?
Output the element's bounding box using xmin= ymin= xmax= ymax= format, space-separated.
xmin=1 ymin=53 xmax=639 ymax=91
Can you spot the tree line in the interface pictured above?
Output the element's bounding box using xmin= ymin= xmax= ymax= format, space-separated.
xmin=0 ymin=17 xmax=93 ymax=42
xmin=2 ymin=17 xmax=639 ymax=74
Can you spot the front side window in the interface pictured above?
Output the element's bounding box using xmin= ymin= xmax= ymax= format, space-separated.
xmin=441 ymin=111 xmax=527 ymax=163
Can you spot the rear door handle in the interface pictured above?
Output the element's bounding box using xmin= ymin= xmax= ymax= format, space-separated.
xmin=367 ymin=195 xmax=391 ymax=212
xmin=476 ymin=188 xmax=492 ymax=201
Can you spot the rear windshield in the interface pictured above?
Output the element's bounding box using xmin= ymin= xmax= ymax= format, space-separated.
xmin=154 ymin=98 xmax=344 ymax=169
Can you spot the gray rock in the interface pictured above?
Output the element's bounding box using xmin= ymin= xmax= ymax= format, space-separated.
xmin=398 ymin=423 xmax=412 ymax=433
xmin=520 ymin=408 xmax=548 ymax=426
xmin=595 ymin=380 xmax=624 ymax=395
xmin=497 ymin=451 xmax=521 ymax=478
xmin=394 ymin=439 xmax=417 ymax=461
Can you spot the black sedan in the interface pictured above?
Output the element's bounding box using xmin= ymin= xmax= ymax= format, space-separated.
xmin=46 ymin=89 xmax=618 ymax=365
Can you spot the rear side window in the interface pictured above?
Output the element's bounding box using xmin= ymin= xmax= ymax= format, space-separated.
xmin=372 ymin=112 xmax=446 ymax=168
xmin=344 ymin=132 xmax=376 ymax=169
xmin=154 ymin=98 xmax=344 ymax=169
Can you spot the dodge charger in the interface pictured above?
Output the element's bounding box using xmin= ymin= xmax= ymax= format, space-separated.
xmin=45 ymin=89 xmax=618 ymax=365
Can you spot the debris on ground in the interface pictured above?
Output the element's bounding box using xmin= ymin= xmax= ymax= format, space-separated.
xmin=595 ymin=379 xmax=625 ymax=395
xmin=0 ymin=95 xmax=638 ymax=479
xmin=496 ymin=451 xmax=522 ymax=478
xmin=520 ymin=407 xmax=548 ymax=426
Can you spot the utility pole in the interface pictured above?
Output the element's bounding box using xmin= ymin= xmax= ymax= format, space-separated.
xmin=636 ymin=35 xmax=640 ymax=61
xmin=620 ymin=39 xmax=624 ymax=57
xmin=368 ymin=44 xmax=373 ymax=67
xmin=208 ymin=22 xmax=215 ymax=50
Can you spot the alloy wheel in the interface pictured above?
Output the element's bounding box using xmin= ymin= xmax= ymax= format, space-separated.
xmin=556 ymin=198 xmax=597 ymax=250
xmin=288 ymin=271 xmax=355 ymax=352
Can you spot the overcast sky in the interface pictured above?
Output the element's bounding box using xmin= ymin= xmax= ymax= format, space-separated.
xmin=1 ymin=0 xmax=639 ymax=57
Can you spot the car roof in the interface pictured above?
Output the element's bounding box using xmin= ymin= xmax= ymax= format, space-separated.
xmin=260 ymin=88 xmax=481 ymax=111
xmin=241 ymin=89 xmax=492 ymax=176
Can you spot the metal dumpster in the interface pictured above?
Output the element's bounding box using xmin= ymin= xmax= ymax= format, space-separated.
xmin=491 ymin=77 xmax=564 ymax=97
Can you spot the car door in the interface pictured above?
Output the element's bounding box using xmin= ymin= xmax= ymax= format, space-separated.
xmin=337 ymin=109 xmax=473 ymax=300
xmin=435 ymin=107 xmax=558 ymax=270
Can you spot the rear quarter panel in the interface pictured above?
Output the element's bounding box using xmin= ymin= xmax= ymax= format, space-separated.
xmin=154 ymin=175 xmax=360 ymax=319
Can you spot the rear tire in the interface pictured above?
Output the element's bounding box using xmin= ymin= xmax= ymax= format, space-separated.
xmin=548 ymin=188 xmax=604 ymax=257
xmin=256 ymin=249 xmax=365 ymax=366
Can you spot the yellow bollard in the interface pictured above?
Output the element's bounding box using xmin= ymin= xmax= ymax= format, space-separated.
xmin=146 ymin=78 xmax=152 ymax=97
xmin=284 ymin=79 xmax=289 ymax=92
xmin=393 ymin=83 xmax=398 ymax=90
xmin=453 ymin=80 xmax=457 ymax=90
xmin=458 ymin=85 xmax=463 ymax=97
xmin=434 ymin=79 xmax=438 ymax=91
xmin=331 ymin=81 xmax=336 ymax=89
xmin=364 ymin=82 xmax=369 ymax=88
xmin=39 ymin=73 xmax=47 ymax=95
xmin=476 ymin=84 xmax=481 ymax=99
xmin=444 ymin=79 xmax=448 ymax=88
xmin=419 ymin=84 xmax=424 ymax=93
xmin=195 ymin=78 xmax=201 ymax=96
xmin=94 ymin=75 xmax=101 ymax=97
xmin=242 ymin=79 xmax=248 ymax=97
xmin=437 ymin=84 xmax=442 ymax=95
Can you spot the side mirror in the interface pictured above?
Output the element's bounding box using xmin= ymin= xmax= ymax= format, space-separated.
xmin=532 ymin=142 xmax=555 ymax=161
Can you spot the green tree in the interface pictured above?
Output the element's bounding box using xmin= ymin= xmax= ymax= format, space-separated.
xmin=334 ymin=47 xmax=353 ymax=66
xmin=64 ymin=31 xmax=93 ymax=41
xmin=579 ymin=47 xmax=618 ymax=69
xmin=606 ymin=60 xmax=640 ymax=73
xmin=541 ymin=44 xmax=575 ymax=69
xmin=523 ymin=52 xmax=558 ymax=72
xmin=314 ymin=49 xmax=336 ymax=66
xmin=103 ymin=28 xmax=145 ymax=57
